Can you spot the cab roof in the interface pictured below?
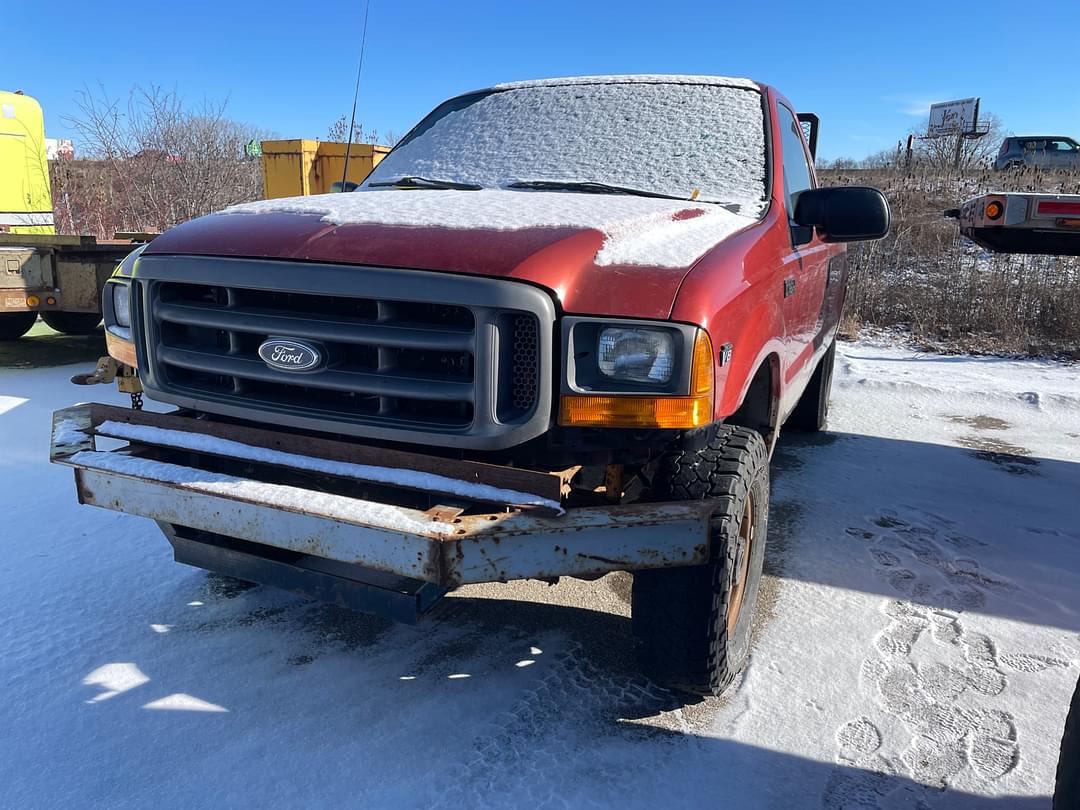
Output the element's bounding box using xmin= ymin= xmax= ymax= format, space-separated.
xmin=489 ymin=74 xmax=762 ymax=92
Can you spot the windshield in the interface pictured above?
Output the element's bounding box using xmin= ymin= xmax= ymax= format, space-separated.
xmin=363 ymin=81 xmax=768 ymax=215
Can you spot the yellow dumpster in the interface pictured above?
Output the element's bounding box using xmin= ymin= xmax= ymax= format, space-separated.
xmin=261 ymin=140 xmax=390 ymax=199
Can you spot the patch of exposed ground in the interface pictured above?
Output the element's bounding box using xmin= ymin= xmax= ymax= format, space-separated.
xmin=946 ymin=414 xmax=1011 ymax=431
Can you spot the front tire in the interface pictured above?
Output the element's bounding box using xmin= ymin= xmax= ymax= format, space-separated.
xmin=41 ymin=311 xmax=103 ymax=335
xmin=632 ymin=425 xmax=769 ymax=696
xmin=0 ymin=312 xmax=37 ymax=341
xmin=787 ymin=341 xmax=836 ymax=432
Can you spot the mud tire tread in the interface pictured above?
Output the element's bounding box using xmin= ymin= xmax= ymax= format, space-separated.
xmin=632 ymin=424 xmax=769 ymax=696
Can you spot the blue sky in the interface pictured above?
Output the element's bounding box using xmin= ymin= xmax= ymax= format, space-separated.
xmin=5 ymin=0 xmax=1074 ymax=161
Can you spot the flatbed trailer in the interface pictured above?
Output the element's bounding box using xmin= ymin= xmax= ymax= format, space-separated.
xmin=947 ymin=192 xmax=1080 ymax=255
xmin=0 ymin=233 xmax=149 ymax=339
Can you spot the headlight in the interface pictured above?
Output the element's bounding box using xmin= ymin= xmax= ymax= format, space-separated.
xmin=112 ymin=283 xmax=131 ymax=328
xmin=597 ymin=328 xmax=674 ymax=384
xmin=559 ymin=321 xmax=715 ymax=429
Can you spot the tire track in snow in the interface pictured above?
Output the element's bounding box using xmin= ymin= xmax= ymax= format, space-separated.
xmin=427 ymin=640 xmax=690 ymax=809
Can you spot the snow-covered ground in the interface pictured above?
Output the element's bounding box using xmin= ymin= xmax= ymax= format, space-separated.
xmin=1 ymin=338 xmax=1077 ymax=809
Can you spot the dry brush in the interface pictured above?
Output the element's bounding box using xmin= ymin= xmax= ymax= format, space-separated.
xmin=821 ymin=165 xmax=1080 ymax=356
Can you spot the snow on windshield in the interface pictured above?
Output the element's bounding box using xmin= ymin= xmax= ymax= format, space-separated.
xmin=364 ymin=81 xmax=767 ymax=214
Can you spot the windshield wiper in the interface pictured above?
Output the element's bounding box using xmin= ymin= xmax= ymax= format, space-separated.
xmin=367 ymin=176 xmax=482 ymax=191
xmin=504 ymin=180 xmax=693 ymax=202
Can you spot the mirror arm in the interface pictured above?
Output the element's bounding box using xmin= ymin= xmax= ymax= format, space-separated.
xmin=790 ymin=223 xmax=814 ymax=246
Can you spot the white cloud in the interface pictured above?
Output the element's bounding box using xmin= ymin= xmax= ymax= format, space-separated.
xmin=884 ymin=93 xmax=956 ymax=118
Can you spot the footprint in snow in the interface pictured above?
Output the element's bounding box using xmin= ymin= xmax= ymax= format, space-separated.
xmin=824 ymin=509 xmax=1069 ymax=807
xmin=1016 ymin=391 xmax=1041 ymax=408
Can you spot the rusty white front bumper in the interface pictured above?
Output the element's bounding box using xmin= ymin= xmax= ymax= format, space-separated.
xmin=51 ymin=404 xmax=712 ymax=591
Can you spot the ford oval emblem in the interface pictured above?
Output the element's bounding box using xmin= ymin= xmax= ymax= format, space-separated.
xmin=258 ymin=338 xmax=323 ymax=372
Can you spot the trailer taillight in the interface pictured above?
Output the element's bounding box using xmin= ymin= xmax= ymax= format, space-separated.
xmin=1037 ymin=201 xmax=1080 ymax=216
xmin=985 ymin=201 xmax=1004 ymax=220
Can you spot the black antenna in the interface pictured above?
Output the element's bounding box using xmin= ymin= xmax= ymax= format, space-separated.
xmin=340 ymin=0 xmax=371 ymax=191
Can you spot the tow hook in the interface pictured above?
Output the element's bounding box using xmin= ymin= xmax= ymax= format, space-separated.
xmin=70 ymin=356 xmax=144 ymax=409
xmin=70 ymin=356 xmax=119 ymax=386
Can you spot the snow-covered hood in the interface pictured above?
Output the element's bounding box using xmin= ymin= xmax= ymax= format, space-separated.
xmin=144 ymin=189 xmax=760 ymax=319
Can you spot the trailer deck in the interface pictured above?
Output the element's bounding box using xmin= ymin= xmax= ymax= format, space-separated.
xmin=948 ymin=192 xmax=1080 ymax=255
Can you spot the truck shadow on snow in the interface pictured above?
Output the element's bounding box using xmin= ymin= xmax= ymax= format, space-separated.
xmin=67 ymin=429 xmax=1075 ymax=807
xmin=770 ymin=429 xmax=1080 ymax=634
xmin=78 ymin=569 xmax=1052 ymax=810
xmin=78 ymin=577 xmax=1052 ymax=810
xmin=0 ymin=326 xmax=104 ymax=369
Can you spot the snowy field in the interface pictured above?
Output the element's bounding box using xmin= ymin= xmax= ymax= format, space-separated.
xmin=1 ymin=335 xmax=1078 ymax=809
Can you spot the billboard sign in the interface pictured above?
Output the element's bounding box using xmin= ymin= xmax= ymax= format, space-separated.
xmin=928 ymin=98 xmax=979 ymax=137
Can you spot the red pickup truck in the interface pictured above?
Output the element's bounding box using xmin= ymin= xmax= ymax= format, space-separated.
xmin=52 ymin=75 xmax=889 ymax=696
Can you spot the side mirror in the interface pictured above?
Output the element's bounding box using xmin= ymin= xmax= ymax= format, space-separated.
xmin=793 ymin=186 xmax=891 ymax=242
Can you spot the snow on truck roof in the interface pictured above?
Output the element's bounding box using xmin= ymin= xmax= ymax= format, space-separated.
xmin=489 ymin=74 xmax=761 ymax=91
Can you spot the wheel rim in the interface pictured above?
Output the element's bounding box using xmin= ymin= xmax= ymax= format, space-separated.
xmin=726 ymin=491 xmax=755 ymax=636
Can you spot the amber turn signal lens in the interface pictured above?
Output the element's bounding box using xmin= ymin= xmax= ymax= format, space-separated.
xmin=559 ymin=330 xmax=715 ymax=429
xmin=25 ymin=295 xmax=40 ymax=308
xmin=690 ymin=329 xmax=714 ymax=396
xmin=559 ymin=394 xmax=713 ymax=429
xmin=985 ymin=201 xmax=1004 ymax=220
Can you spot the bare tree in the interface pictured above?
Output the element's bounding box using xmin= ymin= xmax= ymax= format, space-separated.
xmin=909 ymin=112 xmax=1005 ymax=171
xmin=818 ymin=156 xmax=862 ymax=170
xmin=327 ymin=115 xmax=400 ymax=146
xmin=861 ymin=146 xmax=902 ymax=170
xmin=60 ymin=85 xmax=268 ymax=235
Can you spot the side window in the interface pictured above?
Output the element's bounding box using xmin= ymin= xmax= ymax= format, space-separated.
xmin=777 ymin=105 xmax=813 ymax=219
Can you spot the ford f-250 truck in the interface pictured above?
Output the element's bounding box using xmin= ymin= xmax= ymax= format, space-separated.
xmin=51 ymin=75 xmax=890 ymax=696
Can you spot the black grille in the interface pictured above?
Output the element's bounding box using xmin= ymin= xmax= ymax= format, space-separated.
xmin=148 ymin=281 xmax=498 ymax=428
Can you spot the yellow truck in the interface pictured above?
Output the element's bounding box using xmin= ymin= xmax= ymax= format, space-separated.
xmin=1 ymin=90 xmax=147 ymax=340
